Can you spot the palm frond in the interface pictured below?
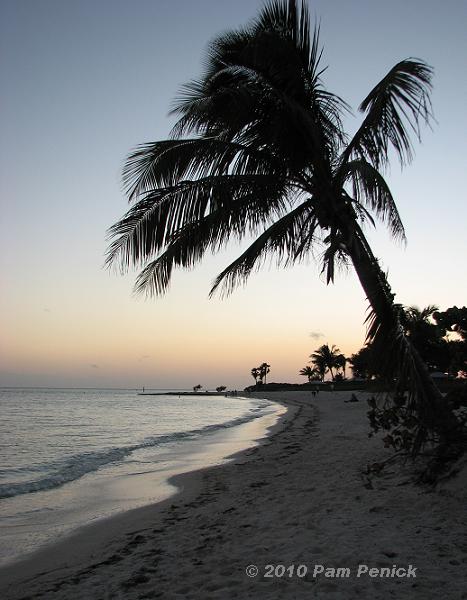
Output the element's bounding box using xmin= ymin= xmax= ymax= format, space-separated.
xmin=321 ymin=230 xmax=351 ymax=284
xmin=123 ymin=138 xmax=282 ymax=202
xmin=209 ymin=199 xmax=317 ymax=297
xmin=106 ymin=172 xmax=290 ymax=273
xmin=170 ymin=1 xmax=347 ymax=165
xmin=340 ymin=159 xmax=406 ymax=241
xmin=172 ymin=67 xmax=333 ymax=170
xmin=131 ymin=177 xmax=294 ymax=296
xmin=342 ymin=59 xmax=433 ymax=169
xmin=171 ymin=68 xmax=345 ymax=173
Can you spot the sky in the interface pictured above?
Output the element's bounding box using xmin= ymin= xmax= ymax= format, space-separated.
xmin=1 ymin=0 xmax=466 ymax=390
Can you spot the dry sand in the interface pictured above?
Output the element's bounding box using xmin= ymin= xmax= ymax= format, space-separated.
xmin=0 ymin=391 xmax=466 ymax=599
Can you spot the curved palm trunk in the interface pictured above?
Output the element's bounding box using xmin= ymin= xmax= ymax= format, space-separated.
xmin=344 ymin=222 xmax=460 ymax=450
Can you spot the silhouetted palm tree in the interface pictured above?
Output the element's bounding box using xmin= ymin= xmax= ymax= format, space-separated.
xmin=251 ymin=367 xmax=260 ymax=384
xmin=107 ymin=0 xmax=461 ymax=453
xmin=309 ymin=353 xmax=326 ymax=382
xmin=259 ymin=362 xmax=271 ymax=384
xmin=310 ymin=344 xmax=341 ymax=380
xmin=335 ymin=353 xmax=347 ymax=379
xmin=299 ymin=365 xmax=320 ymax=382
xmin=402 ymin=305 xmax=439 ymax=335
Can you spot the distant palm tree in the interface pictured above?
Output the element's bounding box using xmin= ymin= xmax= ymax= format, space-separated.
xmin=309 ymin=354 xmax=326 ymax=382
xmin=259 ymin=362 xmax=271 ymax=384
xmin=299 ymin=365 xmax=320 ymax=382
xmin=251 ymin=367 xmax=260 ymax=384
xmin=402 ymin=305 xmax=439 ymax=334
xmin=310 ymin=344 xmax=341 ymax=380
xmin=107 ymin=0 xmax=461 ymax=452
xmin=335 ymin=353 xmax=348 ymax=379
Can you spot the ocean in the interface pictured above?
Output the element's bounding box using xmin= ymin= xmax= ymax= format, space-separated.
xmin=0 ymin=388 xmax=283 ymax=566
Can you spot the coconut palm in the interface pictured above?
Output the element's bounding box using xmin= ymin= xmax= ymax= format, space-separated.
xmin=107 ymin=0 xmax=461 ymax=453
xmin=251 ymin=367 xmax=260 ymax=384
xmin=308 ymin=353 xmax=326 ymax=382
xmin=402 ymin=305 xmax=439 ymax=336
xmin=335 ymin=353 xmax=348 ymax=379
xmin=400 ymin=304 xmax=452 ymax=373
xmin=310 ymin=344 xmax=341 ymax=381
xmin=259 ymin=362 xmax=271 ymax=384
xmin=299 ymin=365 xmax=320 ymax=382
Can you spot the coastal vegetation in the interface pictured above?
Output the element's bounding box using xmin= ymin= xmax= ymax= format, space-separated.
xmin=250 ymin=363 xmax=271 ymax=385
xmin=299 ymin=305 xmax=466 ymax=385
xmin=348 ymin=305 xmax=467 ymax=380
xmin=107 ymin=0 xmax=465 ymax=458
xmin=299 ymin=365 xmax=321 ymax=382
xmin=309 ymin=344 xmax=346 ymax=381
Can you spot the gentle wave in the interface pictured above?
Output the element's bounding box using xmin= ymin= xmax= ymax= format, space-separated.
xmin=0 ymin=407 xmax=269 ymax=500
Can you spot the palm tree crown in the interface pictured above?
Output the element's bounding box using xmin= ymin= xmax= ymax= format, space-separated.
xmin=310 ymin=344 xmax=341 ymax=381
xmin=299 ymin=365 xmax=320 ymax=382
xmin=107 ymin=0 xmax=431 ymax=296
xmin=107 ymin=0 xmax=462 ymax=453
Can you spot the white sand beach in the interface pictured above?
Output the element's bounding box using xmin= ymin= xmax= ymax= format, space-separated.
xmin=1 ymin=391 xmax=466 ymax=599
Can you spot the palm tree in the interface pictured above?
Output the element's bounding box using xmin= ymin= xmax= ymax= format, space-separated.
xmin=107 ymin=0 xmax=461 ymax=453
xmin=401 ymin=304 xmax=453 ymax=373
xmin=310 ymin=344 xmax=341 ymax=380
xmin=335 ymin=353 xmax=348 ymax=379
xmin=299 ymin=365 xmax=320 ymax=382
xmin=251 ymin=367 xmax=260 ymax=384
xmin=309 ymin=353 xmax=326 ymax=382
xmin=259 ymin=362 xmax=271 ymax=384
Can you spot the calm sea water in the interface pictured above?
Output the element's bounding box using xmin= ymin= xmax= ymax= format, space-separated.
xmin=0 ymin=388 xmax=281 ymax=565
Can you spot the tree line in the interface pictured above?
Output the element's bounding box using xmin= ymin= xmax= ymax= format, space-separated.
xmin=250 ymin=363 xmax=271 ymax=385
xmin=301 ymin=306 xmax=467 ymax=382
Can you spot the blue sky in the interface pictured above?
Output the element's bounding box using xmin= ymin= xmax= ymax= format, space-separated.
xmin=1 ymin=0 xmax=466 ymax=389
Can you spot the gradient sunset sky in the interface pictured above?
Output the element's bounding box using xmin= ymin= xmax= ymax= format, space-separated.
xmin=1 ymin=0 xmax=466 ymax=390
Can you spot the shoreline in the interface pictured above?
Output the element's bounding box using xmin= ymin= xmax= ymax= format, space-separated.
xmin=0 ymin=396 xmax=295 ymax=596
xmin=1 ymin=391 xmax=466 ymax=599
xmin=0 ymin=394 xmax=285 ymax=569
